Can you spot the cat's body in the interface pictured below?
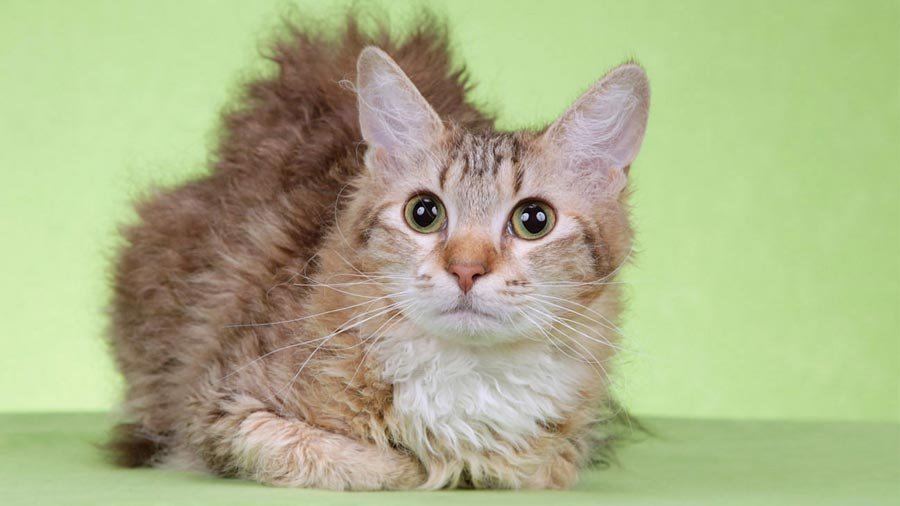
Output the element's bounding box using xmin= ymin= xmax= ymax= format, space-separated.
xmin=108 ymin=15 xmax=649 ymax=490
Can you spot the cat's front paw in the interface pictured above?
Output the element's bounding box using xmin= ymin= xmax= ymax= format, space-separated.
xmin=379 ymin=451 xmax=427 ymax=490
xmin=521 ymin=453 xmax=580 ymax=490
xmin=326 ymin=443 xmax=425 ymax=491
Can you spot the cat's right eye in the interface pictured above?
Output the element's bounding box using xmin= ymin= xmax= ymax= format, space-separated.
xmin=404 ymin=194 xmax=446 ymax=234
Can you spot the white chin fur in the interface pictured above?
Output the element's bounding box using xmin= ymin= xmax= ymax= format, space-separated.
xmin=375 ymin=323 xmax=588 ymax=463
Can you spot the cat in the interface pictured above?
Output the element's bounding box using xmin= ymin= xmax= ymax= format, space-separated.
xmin=107 ymin=13 xmax=649 ymax=490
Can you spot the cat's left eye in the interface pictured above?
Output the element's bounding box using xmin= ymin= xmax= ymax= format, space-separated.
xmin=511 ymin=201 xmax=556 ymax=240
xmin=404 ymin=194 xmax=446 ymax=234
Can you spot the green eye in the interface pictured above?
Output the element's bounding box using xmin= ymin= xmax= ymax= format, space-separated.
xmin=404 ymin=194 xmax=446 ymax=233
xmin=511 ymin=201 xmax=555 ymax=240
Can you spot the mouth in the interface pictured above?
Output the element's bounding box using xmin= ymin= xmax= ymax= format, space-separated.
xmin=443 ymin=307 xmax=493 ymax=318
xmin=420 ymin=299 xmax=523 ymax=343
xmin=441 ymin=301 xmax=495 ymax=319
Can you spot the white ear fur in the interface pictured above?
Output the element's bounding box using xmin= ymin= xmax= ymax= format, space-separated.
xmin=356 ymin=47 xmax=444 ymax=162
xmin=543 ymin=63 xmax=650 ymax=193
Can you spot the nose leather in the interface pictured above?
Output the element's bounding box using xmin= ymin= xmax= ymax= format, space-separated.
xmin=448 ymin=263 xmax=487 ymax=294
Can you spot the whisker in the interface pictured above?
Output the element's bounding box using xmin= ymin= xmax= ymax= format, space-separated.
xmin=221 ymin=299 xmax=409 ymax=380
xmin=323 ymin=272 xmax=414 ymax=280
xmin=555 ymin=325 xmax=612 ymax=380
xmin=268 ymin=300 xmax=411 ymax=404
xmin=516 ymin=307 xmax=607 ymax=378
xmin=225 ymin=290 xmax=410 ymax=328
xmin=266 ymin=254 xmax=319 ymax=298
xmin=527 ymin=280 xmax=629 ymax=287
xmin=293 ymin=280 xmax=394 ymax=287
xmin=290 ymin=280 xmax=383 ymax=300
xmin=525 ymin=304 xmax=624 ymax=352
xmin=341 ymin=305 xmax=413 ymax=391
xmin=524 ymin=294 xmax=625 ymax=337
xmin=327 ymin=248 xmax=379 ymax=281
xmin=524 ymin=306 xmax=612 ymax=377
xmin=324 ymin=302 xmax=410 ymax=353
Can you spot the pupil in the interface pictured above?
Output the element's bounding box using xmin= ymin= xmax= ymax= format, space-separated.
xmin=521 ymin=203 xmax=547 ymax=234
xmin=413 ymin=197 xmax=438 ymax=228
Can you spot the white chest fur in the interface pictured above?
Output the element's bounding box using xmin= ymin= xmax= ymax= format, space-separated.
xmin=376 ymin=333 xmax=587 ymax=457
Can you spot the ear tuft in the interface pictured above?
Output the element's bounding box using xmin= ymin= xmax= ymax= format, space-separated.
xmin=356 ymin=47 xmax=444 ymax=160
xmin=543 ymin=63 xmax=650 ymax=190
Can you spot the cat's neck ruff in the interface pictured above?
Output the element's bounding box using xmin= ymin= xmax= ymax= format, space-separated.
xmin=375 ymin=323 xmax=589 ymax=458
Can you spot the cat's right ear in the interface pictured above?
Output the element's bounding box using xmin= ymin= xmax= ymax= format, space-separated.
xmin=356 ymin=47 xmax=444 ymax=169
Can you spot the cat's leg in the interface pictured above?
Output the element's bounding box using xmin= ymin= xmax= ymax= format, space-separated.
xmin=188 ymin=394 xmax=424 ymax=490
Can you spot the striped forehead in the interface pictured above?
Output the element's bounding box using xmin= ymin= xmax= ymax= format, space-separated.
xmin=439 ymin=132 xmax=525 ymax=224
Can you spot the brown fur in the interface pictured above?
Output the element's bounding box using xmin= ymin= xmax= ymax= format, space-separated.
xmin=109 ymin=12 xmax=487 ymax=468
xmin=107 ymin=10 xmax=648 ymax=490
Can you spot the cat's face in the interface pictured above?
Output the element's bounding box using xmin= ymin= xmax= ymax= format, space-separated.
xmin=351 ymin=131 xmax=623 ymax=344
xmin=351 ymin=48 xmax=648 ymax=344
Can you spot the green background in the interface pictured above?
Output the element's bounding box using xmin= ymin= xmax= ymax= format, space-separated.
xmin=0 ymin=0 xmax=897 ymax=422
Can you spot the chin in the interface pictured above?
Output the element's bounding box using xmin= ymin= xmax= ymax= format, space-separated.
xmin=419 ymin=309 xmax=525 ymax=346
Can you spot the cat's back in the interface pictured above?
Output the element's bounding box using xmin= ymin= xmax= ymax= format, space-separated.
xmin=108 ymin=13 xmax=492 ymax=463
xmin=113 ymin=14 xmax=491 ymax=337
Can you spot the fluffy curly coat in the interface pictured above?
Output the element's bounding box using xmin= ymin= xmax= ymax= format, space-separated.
xmin=107 ymin=12 xmax=650 ymax=490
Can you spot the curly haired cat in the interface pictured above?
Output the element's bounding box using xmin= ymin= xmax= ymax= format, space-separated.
xmin=108 ymin=14 xmax=649 ymax=490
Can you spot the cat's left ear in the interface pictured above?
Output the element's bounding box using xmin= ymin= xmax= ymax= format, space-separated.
xmin=356 ymin=47 xmax=444 ymax=168
xmin=542 ymin=63 xmax=650 ymax=194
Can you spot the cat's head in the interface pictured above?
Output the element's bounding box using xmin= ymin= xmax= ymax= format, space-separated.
xmin=346 ymin=47 xmax=649 ymax=345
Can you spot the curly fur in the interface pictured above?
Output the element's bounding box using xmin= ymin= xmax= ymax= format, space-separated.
xmin=106 ymin=9 xmax=649 ymax=490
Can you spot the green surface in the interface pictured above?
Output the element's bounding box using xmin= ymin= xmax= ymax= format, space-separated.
xmin=0 ymin=413 xmax=897 ymax=505
xmin=0 ymin=0 xmax=898 ymax=421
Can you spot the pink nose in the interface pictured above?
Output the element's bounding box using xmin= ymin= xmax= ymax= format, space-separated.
xmin=448 ymin=263 xmax=487 ymax=294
